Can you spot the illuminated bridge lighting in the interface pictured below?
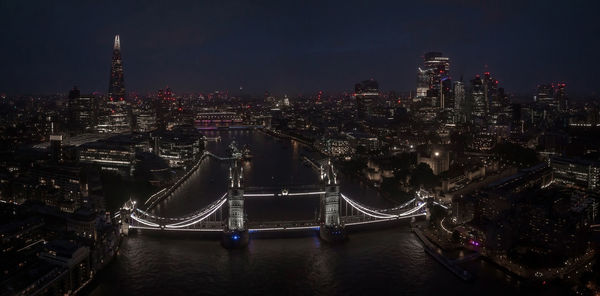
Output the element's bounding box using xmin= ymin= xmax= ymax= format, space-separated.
xmin=286 ymin=191 xmax=326 ymax=196
xmin=243 ymin=193 xmax=276 ymax=197
xmin=130 ymin=213 xmax=160 ymax=227
xmin=122 ymin=171 xmax=431 ymax=233
xmin=165 ymin=198 xmax=228 ymax=228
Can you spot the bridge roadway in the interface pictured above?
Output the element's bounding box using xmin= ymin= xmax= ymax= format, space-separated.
xmin=129 ymin=212 xmax=427 ymax=233
xmin=243 ymin=185 xmax=325 ymax=197
xmin=126 ymin=192 xmax=428 ymax=233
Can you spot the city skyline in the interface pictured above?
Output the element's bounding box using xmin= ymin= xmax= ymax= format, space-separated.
xmin=1 ymin=2 xmax=600 ymax=294
xmin=1 ymin=1 xmax=600 ymax=96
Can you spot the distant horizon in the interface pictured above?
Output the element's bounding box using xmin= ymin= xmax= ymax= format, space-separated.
xmin=1 ymin=1 xmax=599 ymax=97
xmin=1 ymin=86 xmax=597 ymax=100
xmin=1 ymin=46 xmax=597 ymax=98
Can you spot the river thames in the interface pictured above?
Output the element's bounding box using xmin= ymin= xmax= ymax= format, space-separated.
xmin=89 ymin=130 xmax=556 ymax=295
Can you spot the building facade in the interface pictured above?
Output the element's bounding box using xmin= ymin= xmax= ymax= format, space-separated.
xmin=354 ymin=79 xmax=380 ymax=120
xmin=550 ymin=156 xmax=600 ymax=190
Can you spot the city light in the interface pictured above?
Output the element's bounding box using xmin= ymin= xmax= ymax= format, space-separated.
xmin=1 ymin=3 xmax=597 ymax=294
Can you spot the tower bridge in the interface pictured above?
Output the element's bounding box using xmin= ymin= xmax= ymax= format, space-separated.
xmin=117 ymin=150 xmax=432 ymax=248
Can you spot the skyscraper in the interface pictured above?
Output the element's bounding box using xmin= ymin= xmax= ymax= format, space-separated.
xmin=453 ymin=81 xmax=465 ymax=111
xmin=68 ymin=86 xmax=97 ymax=134
xmin=535 ymin=82 xmax=567 ymax=111
xmin=155 ymin=87 xmax=175 ymax=129
xmin=556 ymin=83 xmax=568 ymax=111
xmin=416 ymin=68 xmax=432 ymax=98
xmin=482 ymin=72 xmax=497 ymax=108
xmin=416 ymin=52 xmax=451 ymax=108
xmin=354 ymin=79 xmax=380 ymax=120
xmin=535 ymin=83 xmax=554 ymax=103
xmin=108 ymin=35 xmax=125 ymax=99
xmin=470 ymin=74 xmax=487 ymax=118
xmin=98 ymin=35 xmax=131 ymax=133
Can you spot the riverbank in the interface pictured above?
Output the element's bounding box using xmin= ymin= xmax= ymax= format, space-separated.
xmin=412 ymin=225 xmax=474 ymax=281
xmin=144 ymin=152 xmax=210 ymax=210
xmin=422 ymin=217 xmax=597 ymax=285
xmin=76 ymin=232 xmax=122 ymax=295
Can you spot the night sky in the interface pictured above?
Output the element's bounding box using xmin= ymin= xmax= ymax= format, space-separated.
xmin=1 ymin=0 xmax=599 ymax=96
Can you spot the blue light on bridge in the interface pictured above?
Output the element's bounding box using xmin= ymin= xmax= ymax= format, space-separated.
xmin=232 ymin=234 xmax=240 ymax=241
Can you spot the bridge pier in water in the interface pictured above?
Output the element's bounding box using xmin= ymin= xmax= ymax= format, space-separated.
xmin=118 ymin=199 xmax=135 ymax=236
xmin=222 ymin=159 xmax=249 ymax=248
xmin=319 ymin=160 xmax=347 ymax=243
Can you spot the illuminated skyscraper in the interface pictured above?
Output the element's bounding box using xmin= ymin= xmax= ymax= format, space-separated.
xmin=98 ymin=35 xmax=131 ymax=133
xmin=416 ymin=68 xmax=432 ymax=98
xmin=416 ymin=52 xmax=451 ymax=108
xmin=453 ymin=81 xmax=465 ymax=111
xmin=535 ymin=82 xmax=567 ymax=111
xmin=108 ymin=35 xmax=126 ymax=99
xmin=470 ymin=74 xmax=487 ymax=118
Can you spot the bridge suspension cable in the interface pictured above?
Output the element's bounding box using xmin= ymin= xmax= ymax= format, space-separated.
xmin=137 ymin=193 xmax=227 ymax=222
xmin=164 ymin=197 xmax=227 ymax=228
xmin=130 ymin=213 xmax=160 ymax=227
xmin=340 ymin=194 xmax=426 ymax=219
xmin=340 ymin=195 xmax=397 ymax=219
xmin=129 ymin=193 xmax=228 ymax=229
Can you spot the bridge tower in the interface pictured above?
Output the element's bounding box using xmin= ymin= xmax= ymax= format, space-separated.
xmin=222 ymin=159 xmax=249 ymax=248
xmin=319 ymin=160 xmax=347 ymax=242
xmin=119 ymin=199 xmax=135 ymax=236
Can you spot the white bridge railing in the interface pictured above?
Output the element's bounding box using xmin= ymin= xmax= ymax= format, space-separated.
xmin=124 ymin=191 xmax=428 ymax=232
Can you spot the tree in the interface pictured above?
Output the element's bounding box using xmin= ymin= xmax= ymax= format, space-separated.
xmin=493 ymin=142 xmax=538 ymax=167
xmin=410 ymin=163 xmax=439 ymax=189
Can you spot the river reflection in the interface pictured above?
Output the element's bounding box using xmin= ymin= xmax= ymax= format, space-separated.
xmin=90 ymin=131 xmax=536 ymax=296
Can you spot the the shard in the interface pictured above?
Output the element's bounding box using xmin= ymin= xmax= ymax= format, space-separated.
xmin=108 ymin=35 xmax=125 ymax=99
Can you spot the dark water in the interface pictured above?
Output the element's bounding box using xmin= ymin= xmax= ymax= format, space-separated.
xmin=90 ymin=130 xmax=532 ymax=296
